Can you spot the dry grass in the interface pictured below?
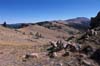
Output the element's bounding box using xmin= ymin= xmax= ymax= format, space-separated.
xmin=0 ymin=24 xmax=87 ymax=66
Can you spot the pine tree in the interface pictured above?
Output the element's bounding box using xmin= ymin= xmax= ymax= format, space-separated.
xmin=3 ymin=21 xmax=7 ymax=27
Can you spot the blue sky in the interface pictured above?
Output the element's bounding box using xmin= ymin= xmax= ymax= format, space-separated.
xmin=0 ymin=0 xmax=100 ymax=24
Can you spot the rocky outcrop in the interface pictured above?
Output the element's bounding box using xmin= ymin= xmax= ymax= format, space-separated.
xmin=90 ymin=11 xmax=100 ymax=29
xmin=90 ymin=48 xmax=100 ymax=65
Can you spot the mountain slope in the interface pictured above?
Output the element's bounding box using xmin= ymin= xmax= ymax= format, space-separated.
xmin=36 ymin=17 xmax=90 ymax=31
xmin=65 ymin=17 xmax=90 ymax=31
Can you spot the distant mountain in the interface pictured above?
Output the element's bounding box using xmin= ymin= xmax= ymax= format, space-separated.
xmin=0 ymin=23 xmax=34 ymax=29
xmin=36 ymin=17 xmax=90 ymax=31
xmin=65 ymin=17 xmax=90 ymax=22
xmin=64 ymin=17 xmax=90 ymax=31
xmin=65 ymin=17 xmax=90 ymax=25
xmin=0 ymin=17 xmax=90 ymax=31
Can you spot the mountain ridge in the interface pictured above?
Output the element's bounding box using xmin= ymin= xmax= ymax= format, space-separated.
xmin=0 ymin=17 xmax=90 ymax=29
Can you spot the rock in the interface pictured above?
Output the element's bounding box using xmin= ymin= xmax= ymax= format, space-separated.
xmin=82 ymin=59 xmax=92 ymax=66
xmin=62 ymin=51 xmax=70 ymax=57
xmin=90 ymin=11 xmax=100 ymax=29
xmin=22 ymin=54 xmax=30 ymax=59
xmin=81 ymin=45 xmax=94 ymax=56
xmin=90 ymin=48 xmax=100 ymax=65
xmin=22 ymin=53 xmax=39 ymax=59
xmin=53 ymin=52 xmax=57 ymax=57
xmin=55 ymin=62 xmax=63 ymax=66
xmin=30 ymin=53 xmax=39 ymax=58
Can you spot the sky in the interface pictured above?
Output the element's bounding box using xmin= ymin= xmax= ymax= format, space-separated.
xmin=0 ymin=0 xmax=100 ymax=24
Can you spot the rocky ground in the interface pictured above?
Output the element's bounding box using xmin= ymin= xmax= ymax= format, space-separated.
xmin=0 ymin=12 xmax=100 ymax=66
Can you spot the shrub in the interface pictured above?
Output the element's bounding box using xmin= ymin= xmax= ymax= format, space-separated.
xmin=35 ymin=32 xmax=43 ymax=39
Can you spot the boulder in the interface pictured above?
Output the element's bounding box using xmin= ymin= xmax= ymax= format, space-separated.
xmin=22 ymin=53 xmax=39 ymax=59
xmin=90 ymin=48 xmax=100 ymax=65
xmin=81 ymin=45 xmax=94 ymax=56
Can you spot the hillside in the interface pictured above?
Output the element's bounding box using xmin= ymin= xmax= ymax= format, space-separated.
xmin=0 ymin=22 xmax=78 ymax=66
xmin=36 ymin=17 xmax=90 ymax=31
xmin=0 ymin=14 xmax=100 ymax=66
